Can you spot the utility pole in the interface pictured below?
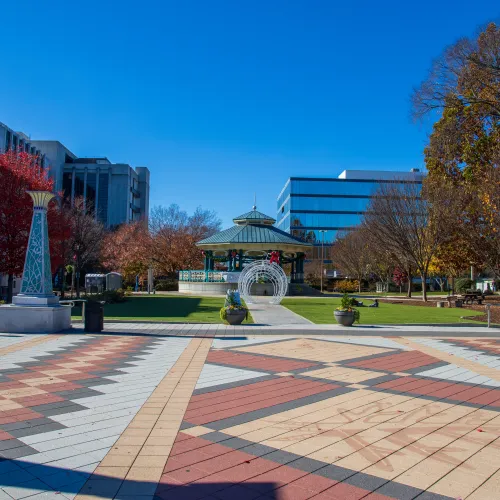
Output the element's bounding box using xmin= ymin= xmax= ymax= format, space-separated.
xmin=319 ymin=230 xmax=326 ymax=293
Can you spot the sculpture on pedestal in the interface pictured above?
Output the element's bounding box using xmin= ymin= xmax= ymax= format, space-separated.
xmin=0 ymin=191 xmax=72 ymax=333
xmin=13 ymin=191 xmax=58 ymax=306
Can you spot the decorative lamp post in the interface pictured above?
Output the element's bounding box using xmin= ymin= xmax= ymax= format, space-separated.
xmin=13 ymin=191 xmax=59 ymax=306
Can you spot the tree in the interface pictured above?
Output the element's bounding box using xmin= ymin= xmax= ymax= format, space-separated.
xmin=393 ymin=267 xmax=409 ymax=294
xmin=149 ymin=204 xmax=221 ymax=277
xmin=331 ymin=230 xmax=370 ymax=293
xmin=362 ymin=181 xmax=457 ymax=301
xmin=0 ymin=149 xmax=53 ymax=303
xmin=68 ymin=198 xmax=106 ymax=297
xmin=101 ymin=222 xmax=151 ymax=284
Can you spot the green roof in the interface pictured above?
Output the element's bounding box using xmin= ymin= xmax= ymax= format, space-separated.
xmin=233 ymin=208 xmax=276 ymax=225
xmin=197 ymin=224 xmax=311 ymax=246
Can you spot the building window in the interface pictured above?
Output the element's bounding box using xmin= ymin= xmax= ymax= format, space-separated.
xmin=74 ymin=172 xmax=85 ymax=199
xmin=25 ymin=142 xmax=30 ymax=152
xmin=97 ymin=173 xmax=109 ymax=226
xmin=12 ymin=135 xmax=18 ymax=151
xmin=62 ymin=172 xmax=73 ymax=202
xmin=86 ymin=173 xmax=97 ymax=212
xmin=5 ymin=130 xmax=11 ymax=151
xmin=31 ymin=146 xmax=36 ymax=155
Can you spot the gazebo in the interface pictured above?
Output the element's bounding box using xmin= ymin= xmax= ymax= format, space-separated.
xmin=178 ymin=206 xmax=312 ymax=295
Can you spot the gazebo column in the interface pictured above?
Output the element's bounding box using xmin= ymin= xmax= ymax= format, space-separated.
xmin=238 ymin=249 xmax=244 ymax=271
xmin=227 ymin=250 xmax=233 ymax=271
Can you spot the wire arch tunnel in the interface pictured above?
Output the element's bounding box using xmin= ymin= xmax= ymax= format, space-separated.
xmin=238 ymin=260 xmax=288 ymax=305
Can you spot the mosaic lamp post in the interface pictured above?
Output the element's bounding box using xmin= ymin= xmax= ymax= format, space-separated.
xmin=13 ymin=191 xmax=59 ymax=307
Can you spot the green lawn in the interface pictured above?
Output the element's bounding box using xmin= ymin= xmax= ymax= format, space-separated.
xmin=324 ymin=291 xmax=448 ymax=297
xmin=71 ymin=295 xmax=253 ymax=323
xmin=281 ymin=297 xmax=485 ymax=325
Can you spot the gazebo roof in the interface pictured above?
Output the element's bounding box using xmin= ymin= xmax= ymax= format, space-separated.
xmin=197 ymin=206 xmax=311 ymax=251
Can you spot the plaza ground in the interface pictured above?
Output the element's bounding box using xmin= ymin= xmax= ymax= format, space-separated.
xmin=1 ymin=327 xmax=500 ymax=500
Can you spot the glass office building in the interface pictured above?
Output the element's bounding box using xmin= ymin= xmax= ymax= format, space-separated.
xmin=276 ymin=170 xmax=424 ymax=250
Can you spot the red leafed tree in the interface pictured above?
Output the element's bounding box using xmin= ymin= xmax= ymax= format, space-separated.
xmin=392 ymin=267 xmax=409 ymax=294
xmin=0 ymin=149 xmax=54 ymax=303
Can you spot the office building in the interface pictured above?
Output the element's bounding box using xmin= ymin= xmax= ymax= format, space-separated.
xmin=1 ymin=123 xmax=150 ymax=228
xmin=61 ymin=157 xmax=150 ymax=227
xmin=276 ymin=169 xmax=424 ymax=251
xmin=0 ymin=122 xmax=47 ymax=170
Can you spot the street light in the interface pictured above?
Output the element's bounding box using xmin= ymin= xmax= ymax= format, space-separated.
xmin=319 ymin=230 xmax=327 ymax=293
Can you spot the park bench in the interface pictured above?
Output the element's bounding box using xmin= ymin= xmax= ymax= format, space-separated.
xmin=460 ymin=290 xmax=484 ymax=305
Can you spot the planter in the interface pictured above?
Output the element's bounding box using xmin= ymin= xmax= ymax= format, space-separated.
xmin=334 ymin=310 xmax=355 ymax=327
xmin=225 ymin=309 xmax=247 ymax=325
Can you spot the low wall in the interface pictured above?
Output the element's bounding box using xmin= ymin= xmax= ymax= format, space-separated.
xmin=178 ymin=282 xmax=237 ymax=295
xmin=178 ymin=282 xmax=279 ymax=296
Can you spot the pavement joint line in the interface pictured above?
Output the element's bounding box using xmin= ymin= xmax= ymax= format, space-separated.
xmin=74 ymin=336 xmax=212 ymax=499
xmin=0 ymin=334 xmax=64 ymax=357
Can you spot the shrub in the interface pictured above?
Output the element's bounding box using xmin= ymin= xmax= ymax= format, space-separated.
xmin=455 ymin=278 xmax=475 ymax=293
xmin=155 ymin=279 xmax=178 ymax=291
xmin=336 ymin=293 xmax=360 ymax=323
xmin=85 ymin=289 xmax=127 ymax=304
xmin=336 ymin=280 xmax=360 ymax=293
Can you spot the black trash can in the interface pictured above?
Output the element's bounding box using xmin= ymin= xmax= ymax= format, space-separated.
xmin=84 ymin=301 xmax=104 ymax=332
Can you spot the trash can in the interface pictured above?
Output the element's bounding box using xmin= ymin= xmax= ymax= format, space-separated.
xmin=84 ymin=301 xmax=104 ymax=332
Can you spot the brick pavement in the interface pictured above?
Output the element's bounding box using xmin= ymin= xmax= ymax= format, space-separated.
xmin=1 ymin=332 xmax=500 ymax=499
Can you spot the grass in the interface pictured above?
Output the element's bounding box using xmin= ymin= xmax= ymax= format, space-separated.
xmin=281 ymin=297 xmax=485 ymax=325
xmin=71 ymin=295 xmax=253 ymax=324
xmin=323 ymin=291 xmax=448 ymax=297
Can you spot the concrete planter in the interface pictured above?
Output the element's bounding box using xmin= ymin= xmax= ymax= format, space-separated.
xmin=334 ymin=310 xmax=355 ymax=327
xmin=225 ymin=309 xmax=247 ymax=325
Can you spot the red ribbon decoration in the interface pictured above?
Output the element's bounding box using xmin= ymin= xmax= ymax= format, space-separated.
xmin=269 ymin=251 xmax=280 ymax=264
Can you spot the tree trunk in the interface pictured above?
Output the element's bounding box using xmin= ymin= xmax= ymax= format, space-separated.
xmin=421 ymin=273 xmax=427 ymax=302
xmin=407 ymin=270 xmax=412 ymax=298
xmin=6 ymin=274 xmax=14 ymax=304
xmin=358 ymin=278 xmax=362 ymax=293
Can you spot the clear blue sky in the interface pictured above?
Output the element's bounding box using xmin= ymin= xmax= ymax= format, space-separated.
xmin=2 ymin=1 xmax=499 ymax=226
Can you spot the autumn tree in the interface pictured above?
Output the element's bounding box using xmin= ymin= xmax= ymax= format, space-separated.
xmin=0 ymin=149 xmax=54 ymax=303
xmin=101 ymin=221 xmax=151 ymax=283
xmin=331 ymin=229 xmax=370 ymax=293
xmin=149 ymin=204 xmax=221 ymax=278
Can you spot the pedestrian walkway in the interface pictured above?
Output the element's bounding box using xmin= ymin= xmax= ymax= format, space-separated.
xmin=2 ymin=331 xmax=500 ymax=499
xmin=245 ymin=297 xmax=313 ymax=326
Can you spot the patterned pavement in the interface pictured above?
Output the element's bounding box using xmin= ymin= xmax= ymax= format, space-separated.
xmin=1 ymin=333 xmax=500 ymax=499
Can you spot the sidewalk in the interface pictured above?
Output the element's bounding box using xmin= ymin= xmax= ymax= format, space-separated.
xmin=245 ymin=297 xmax=313 ymax=326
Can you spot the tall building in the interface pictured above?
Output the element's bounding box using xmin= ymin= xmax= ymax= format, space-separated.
xmin=276 ymin=169 xmax=424 ymax=253
xmin=0 ymin=123 xmax=150 ymax=228
xmin=60 ymin=157 xmax=150 ymax=227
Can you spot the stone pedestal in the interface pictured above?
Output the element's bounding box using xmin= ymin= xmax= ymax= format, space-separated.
xmin=0 ymin=304 xmax=71 ymax=333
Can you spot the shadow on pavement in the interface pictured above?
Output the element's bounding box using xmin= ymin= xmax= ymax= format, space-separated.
xmin=0 ymin=458 xmax=278 ymax=499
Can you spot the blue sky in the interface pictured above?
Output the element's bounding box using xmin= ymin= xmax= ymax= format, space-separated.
xmin=1 ymin=1 xmax=499 ymax=226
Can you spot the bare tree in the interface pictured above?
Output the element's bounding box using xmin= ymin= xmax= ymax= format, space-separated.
xmin=69 ymin=198 xmax=106 ymax=297
xmin=412 ymin=22 xmax=500 ymax=121
xmin=331 ymin=230 xmax=370 ymax=293
xmin=363 ymin=181 xmax=457 ymax=301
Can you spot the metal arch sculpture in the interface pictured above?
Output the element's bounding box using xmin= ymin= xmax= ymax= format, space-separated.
xmin=238 ymin=260 xmax=288 ymax=305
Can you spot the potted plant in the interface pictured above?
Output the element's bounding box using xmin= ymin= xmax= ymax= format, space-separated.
xmin=220 ymin=290 xmax=248 ymax=325
xmin=334 ymin=293 xmax=360 ymax=327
